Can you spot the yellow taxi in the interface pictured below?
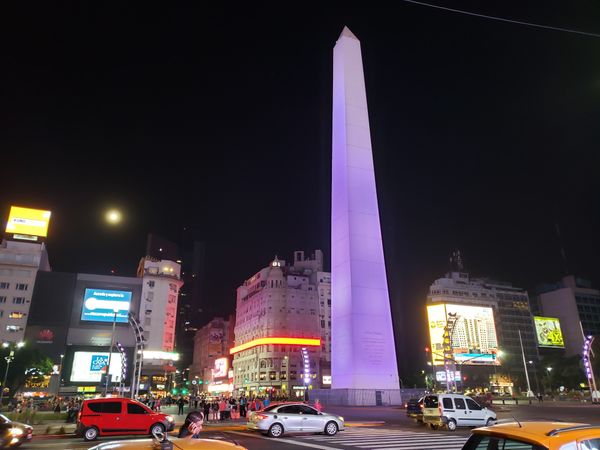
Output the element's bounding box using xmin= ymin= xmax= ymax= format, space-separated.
xmin=88 ymin=433 xmax=247 ymax=450
xmin=462 ymin=421 xmax=600 ymax=450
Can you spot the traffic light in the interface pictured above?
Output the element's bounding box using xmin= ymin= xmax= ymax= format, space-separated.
xmin=172 ymin=388 xmax=179 ymax=395
xmin=181 ymin=388 xmax=188 ymax=395
xmin=198 ymin=380 xmax=203 ymax=384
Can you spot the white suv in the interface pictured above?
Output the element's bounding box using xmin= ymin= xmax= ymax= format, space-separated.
xmin=422 ymin=393 xmax=496 ymax=431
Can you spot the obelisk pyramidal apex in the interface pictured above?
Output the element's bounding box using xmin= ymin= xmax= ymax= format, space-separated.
xmin=331 ymin=26 xmax=400 ymax=392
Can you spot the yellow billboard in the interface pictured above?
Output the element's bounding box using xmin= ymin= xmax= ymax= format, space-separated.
xmin=427 ymin=303 xmax=500 ymax=366
xmin=534 ymin=316 xmax=565 ymax=348
xmin=427 ymin=304 xmax=447 ymax=366
xmin=5 ymin=206 xmax=51 ymax=237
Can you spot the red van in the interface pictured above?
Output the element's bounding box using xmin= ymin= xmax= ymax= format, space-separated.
xmin=76 ymin=397 xmax=174 ymax=441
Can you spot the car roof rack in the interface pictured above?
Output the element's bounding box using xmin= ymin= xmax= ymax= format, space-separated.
xmin=547 ymin=425 xmax=600 ymax=436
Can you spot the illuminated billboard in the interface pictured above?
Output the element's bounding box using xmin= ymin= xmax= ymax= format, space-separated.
xmin=427 ymin=303 xmax=500 ymax=366
xmin=534 ymin=316 xmax=565 ymax=348
xmin=81 ymin=288 xmax=131 ymax=323
xmin=213 ymin=357 xmax=228 ymax=378
xmin=5 ymin=206 xmax=51 ymax=237
xmin=70 ymin=351 xmax=123 ymax=382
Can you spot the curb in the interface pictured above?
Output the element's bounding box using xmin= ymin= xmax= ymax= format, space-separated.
xmin=33 ymin=433 xmax=76 ymax=440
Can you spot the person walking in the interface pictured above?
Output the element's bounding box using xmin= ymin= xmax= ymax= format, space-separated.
xmin=177 ymin=396 xmax=185 ymax=415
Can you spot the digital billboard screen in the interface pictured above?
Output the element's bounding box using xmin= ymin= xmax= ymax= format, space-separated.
xmin=213 ymin=357 xmax=228 ymax=378
xmin=428 ymin=303 xmax=500 ymax=366
xmin=70 ymin=351 xmax=123 ymax=383
xmin=534 ymin=316 xmax=565 ymax=348
xmin=81 ymin=288 xmax=131 ymax=323
xmin=5 ymin=206 xmax=51 ymax=237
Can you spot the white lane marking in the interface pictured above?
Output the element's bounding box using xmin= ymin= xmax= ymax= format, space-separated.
xmin=227 ymin=430 xmax=342 ymax=450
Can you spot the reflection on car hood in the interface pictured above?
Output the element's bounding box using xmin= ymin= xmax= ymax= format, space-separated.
xmin=89 ymin=437 xmax=246 ymax=449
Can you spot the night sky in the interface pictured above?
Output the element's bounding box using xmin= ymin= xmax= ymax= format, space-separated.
xmin=1 ymin=3 xmax=599 ymax=373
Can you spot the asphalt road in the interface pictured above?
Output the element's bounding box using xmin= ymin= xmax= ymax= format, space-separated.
xmin=22 ymin=402 xmax=600 ymax=450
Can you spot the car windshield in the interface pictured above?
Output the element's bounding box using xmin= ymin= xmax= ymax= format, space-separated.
xmin=263 ymin=404 xmax=280 ymax=412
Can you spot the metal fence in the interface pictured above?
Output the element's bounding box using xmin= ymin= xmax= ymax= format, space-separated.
xmin=310 ymin=388 xmax=426 ymax=406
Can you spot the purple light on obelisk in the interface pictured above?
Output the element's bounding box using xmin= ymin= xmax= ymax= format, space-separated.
xmin=331 ymin=26 xmax=400 ymax=390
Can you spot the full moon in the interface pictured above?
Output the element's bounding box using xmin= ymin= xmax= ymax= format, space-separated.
xmin=105 ymin=209 xmax=122 ymax=225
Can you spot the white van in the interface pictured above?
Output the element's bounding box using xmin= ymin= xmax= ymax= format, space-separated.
xmin=422 ymin=393 xmax=496 ymax=431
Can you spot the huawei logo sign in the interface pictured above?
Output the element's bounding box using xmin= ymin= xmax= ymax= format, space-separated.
xmin=38 ymin=329 xmax=54 ymax=341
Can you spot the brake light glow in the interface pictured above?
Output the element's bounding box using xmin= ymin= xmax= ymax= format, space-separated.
xmin=256 ymin=414 xmax=269 ymax=420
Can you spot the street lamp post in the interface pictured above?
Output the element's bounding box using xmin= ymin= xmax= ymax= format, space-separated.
xmin=546 ymin=367 xmax=553 ymax=395
xmin=528 ymin=360 xmax=540 ymax=394
xmin=56 ymin=354 xmax=64 ymax=397
xmin=0 ymin=342 xmax=25 ymax=408
xmin=103 ymin=309 xmax=119 ymax=397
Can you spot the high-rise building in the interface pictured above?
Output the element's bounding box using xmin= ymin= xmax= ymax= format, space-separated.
xmin=232 ymin=251 xmax=327 ymax=398
xmin=427 ymin=270 xmax=540 ymax=393
xmin=0 ymin=239 xmax=50 ymax=343
xmin=189 ymin=315 xmax=235 ymax=395
xmin=537 ymin=276 xmax=600 ymax=357
xmin=136 ymin=257 xmax=183 ymax=352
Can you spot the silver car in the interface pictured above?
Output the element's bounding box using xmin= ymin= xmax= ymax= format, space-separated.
xmin=247 ymin=403 xmax=345 ymax=438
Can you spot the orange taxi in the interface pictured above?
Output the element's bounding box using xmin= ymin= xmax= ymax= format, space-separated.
xmin=462 ymin=421 xmax=600 ymax=450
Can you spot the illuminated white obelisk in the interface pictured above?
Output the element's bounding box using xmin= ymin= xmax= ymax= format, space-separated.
xmin=331 ymin=27 xmax=400 ymax=397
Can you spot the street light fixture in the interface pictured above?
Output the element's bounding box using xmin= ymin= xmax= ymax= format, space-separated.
xmin=0 ymin=342 xmax=25 ymax=408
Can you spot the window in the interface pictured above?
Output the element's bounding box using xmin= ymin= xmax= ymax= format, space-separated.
xmin=127 ymin=403 xmax=148 ymax=414
xmin=9 ymin=312 xmax=25 ymax=319
xmin=0 ymin=283 xmax=9 ymax=289
xmin=466 ymin=399 xmax=482 ymax=410
xmin=12 ymin=297 xmax=25 ymax=304
xmin=88 ymin=403 xmax=103 ymax=413
xmin=15 ymin=284 xmax=28 ymax=291
xmin=581 ymin=439 xmax=600 ymax=450
xmin=454 ymin=398 xmax=466 ymax=410
xmin=442 ymin=398 xmax=454 ymax=409
xmin=278 ymin=405 xmax=301 ymax=414
xmin=101 ymin=402 xmax=122 ymax=414
xmin=462 ymin=435 xmax=542 ymax=450
xmin=6 ymin=325 xmax=22 ymax=332
xmin=299 ymin=405 xmax=318 ymax=415
xmin=147 ymin=281 xmax=155 ymax=287
xmin=0 ymin=297 xmax=6 ymax=304
xmin=423 ymin=395 xmax=438 ymax=408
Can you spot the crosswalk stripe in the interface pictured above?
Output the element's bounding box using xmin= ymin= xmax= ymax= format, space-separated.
xmin=293 ymin=427 xmax=468 ymax=450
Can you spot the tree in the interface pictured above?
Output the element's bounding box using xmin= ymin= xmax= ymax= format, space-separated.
xmin=0 ymin=347 xmax=54 ymax=394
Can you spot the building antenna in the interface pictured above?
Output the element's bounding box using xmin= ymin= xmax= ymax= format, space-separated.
xmin=554 ymin=221 xmax=569 ymax=275
xmin=450 ymin=250 xmax=464 ymax=272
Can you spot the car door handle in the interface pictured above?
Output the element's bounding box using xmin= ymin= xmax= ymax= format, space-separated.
xmin=303 ymin=417 xmax=308 ymax=420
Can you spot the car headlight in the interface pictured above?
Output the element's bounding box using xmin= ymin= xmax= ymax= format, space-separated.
xmin=338 ymin=416 xmax=344 ymax=422
xmin=10 ymin=428 xmax=24 ymax=436
xmin=166 ymin=415 xmax=174 ymax=422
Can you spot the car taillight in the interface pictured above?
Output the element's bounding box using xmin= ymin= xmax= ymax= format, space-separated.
xmin=256 ymin=414 xmax=268 ymax=420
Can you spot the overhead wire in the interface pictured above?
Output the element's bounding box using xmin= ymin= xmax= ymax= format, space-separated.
xmin=400 ymin=0 xmax=600 ymax=39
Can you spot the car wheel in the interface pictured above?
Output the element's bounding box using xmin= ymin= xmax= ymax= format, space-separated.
xmin=83 ymin=426 xmax=99 ymax=441
xmin=268 ymin=423 xmax=284 ymax=438
xmin=324 ymin=421 xmax=338 ymax=436
xmin=447 ymin=419 xmax=457 ymax=431
xmin=486 ymin=418 xmax=496 ymax=426
xmin=150 ymin=423 xmax=165 ymax=436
